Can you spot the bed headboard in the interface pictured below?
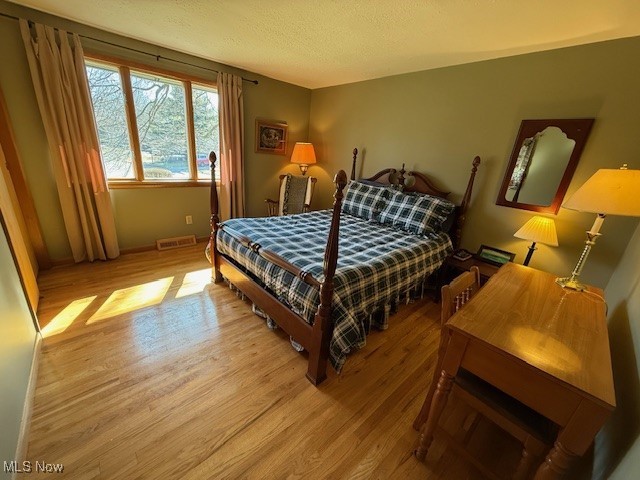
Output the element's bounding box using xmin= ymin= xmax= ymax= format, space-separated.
xmin=349 ymin=148 xmax=481 ymax=249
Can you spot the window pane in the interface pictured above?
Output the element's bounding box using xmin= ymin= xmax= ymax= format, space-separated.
xmin=192 ymin=85 xmax=220 ymax=180
xmin=131 ymin=72 xmax=189 ymax=180
xmin=86 ymin=62 xmax=134 ymax=178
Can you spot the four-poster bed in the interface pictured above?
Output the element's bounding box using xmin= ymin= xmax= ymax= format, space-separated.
xmin=208 ymin=149 xmax=480 ymax=385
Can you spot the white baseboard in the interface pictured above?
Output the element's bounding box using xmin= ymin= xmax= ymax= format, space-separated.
xmin=12 ymin=332 xmax=42 ymax=479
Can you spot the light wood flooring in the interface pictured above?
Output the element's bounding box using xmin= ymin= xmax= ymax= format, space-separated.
xmin=24 ymin=244 xmax=522 ymax=479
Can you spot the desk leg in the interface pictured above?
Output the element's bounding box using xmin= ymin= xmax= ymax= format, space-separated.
xmin=534 ymin=401 xmax=610 ymax=479
xmin=533 ymin=441 xmax=576 ymax=480
xmin=415 ymin=370 xmax=454 ymax=460
xmin=412 ymin=373 xmax=437 ymax=431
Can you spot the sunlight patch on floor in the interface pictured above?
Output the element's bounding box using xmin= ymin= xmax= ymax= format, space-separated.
xmin=175 ymin=268 xmax=211 ymax=299
xmin=87 ymin=277 xmax=174 ymax=324
xmin=41 ymin=296 xmax=97 ymax=337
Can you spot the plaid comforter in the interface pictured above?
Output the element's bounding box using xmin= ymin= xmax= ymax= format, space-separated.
xmin=217 ymin=210 xmax=452 ymax=371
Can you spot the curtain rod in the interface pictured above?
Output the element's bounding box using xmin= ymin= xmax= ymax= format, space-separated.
xmin=0 ymin=11 xmax=259 ymax=85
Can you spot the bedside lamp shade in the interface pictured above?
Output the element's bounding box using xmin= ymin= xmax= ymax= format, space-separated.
xmin=514 ymin=216 xmax=558 ymax=266
xmin=291 ymin=142 xmax=317 ymax=175
xmin=514 ymin=216 xmax=559 ymax=246
xmin=557 ymin=165 xmax=640 ymax=290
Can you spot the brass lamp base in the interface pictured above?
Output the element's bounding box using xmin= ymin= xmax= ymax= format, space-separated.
xmin=555 ymin=276 xmax=587 ymax=292
xmin=556 ymin=217 xmax=603 ymax=293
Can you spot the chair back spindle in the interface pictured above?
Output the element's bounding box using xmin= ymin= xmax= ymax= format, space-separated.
xmin=441 ymin=266 xmax=481 ymax=326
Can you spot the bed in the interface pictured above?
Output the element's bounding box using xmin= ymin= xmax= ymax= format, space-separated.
xmin=208 ymin=149 xmax=481 ymax=385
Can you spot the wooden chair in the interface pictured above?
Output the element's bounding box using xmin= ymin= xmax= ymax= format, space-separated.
xmin=414 ymin=267 xmax=554 ymax=480
xmin=265 ymin=174 xmax=317 ymax=216
xmin=414 ymin=266 xmax=481 ymax=430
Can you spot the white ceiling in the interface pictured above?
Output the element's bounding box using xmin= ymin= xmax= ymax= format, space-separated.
xmin=8 ymin=0 xmax=640 ymax=89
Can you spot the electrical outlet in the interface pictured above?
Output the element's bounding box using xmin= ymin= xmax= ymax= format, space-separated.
xmin=185 ymin=215 xmax=193 ymax=225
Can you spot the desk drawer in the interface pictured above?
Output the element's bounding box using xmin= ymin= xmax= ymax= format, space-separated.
xmin=462 ymin=339 xmax=580 ymax=426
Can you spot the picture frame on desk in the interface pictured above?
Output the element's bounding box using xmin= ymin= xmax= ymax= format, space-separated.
xmin=476 ymin=244 xmax=516 ymax=266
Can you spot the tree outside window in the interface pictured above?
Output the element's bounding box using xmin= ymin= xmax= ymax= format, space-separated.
xmin=85 ymin=58 xmax=219 ymax=184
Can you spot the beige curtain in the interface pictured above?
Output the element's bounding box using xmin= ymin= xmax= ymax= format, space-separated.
xmin=20 ymin=20 xmax=119 ymax=262
xmin=217 ymin=72 xmax=245 ymax=218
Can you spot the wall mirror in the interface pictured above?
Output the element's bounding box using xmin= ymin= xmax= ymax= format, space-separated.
xmin=496 ymin=118 xmax=594 ymax=214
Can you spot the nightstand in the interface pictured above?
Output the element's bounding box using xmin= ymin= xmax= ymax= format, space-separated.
xmin=444 ymin=255 xmax=502 ymax=285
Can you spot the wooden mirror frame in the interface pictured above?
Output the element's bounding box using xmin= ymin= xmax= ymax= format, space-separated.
xmin=496 ymin=118 xmax=594 ymax=214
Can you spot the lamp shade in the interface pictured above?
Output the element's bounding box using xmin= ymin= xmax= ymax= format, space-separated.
xmin=563 ymin=166 xmax=640 ymax=216
xmin=290 ymin=142 xmax=317 ymax=166
xmin=514 ymin=216 xmax=559 ymax=246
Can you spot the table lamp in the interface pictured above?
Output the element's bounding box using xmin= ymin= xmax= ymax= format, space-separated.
xmin=556 ymin=164 xmax=640 ymax=291
xmin=514 ymin=216 xmax=558 ymax=266
xmin=290 ymin=142 xmax=317 ymax=175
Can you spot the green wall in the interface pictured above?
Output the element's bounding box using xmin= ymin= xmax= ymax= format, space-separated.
xmin=0 ymin=217 xmax=38 ymax=478
xmin=598 ymin=222 xmax=640 ymax=479
xmin=308 ymin=35 xmax=640 ymax=476
xmin=0 ymin=0 xmax=311 ymax=258
xmin=308 ymin=37 xmax=640 ymax=289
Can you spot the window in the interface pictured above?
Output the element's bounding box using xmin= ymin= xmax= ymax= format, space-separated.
xmin=86 ymin=62 xmax=134 ymax=178
xmin=192 ymin=85 xmax=219 ymax=180
xmin=85 ymin=58 xmax=219 ymax=185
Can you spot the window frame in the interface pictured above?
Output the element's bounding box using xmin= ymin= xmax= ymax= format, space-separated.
xmin=85 ymin=52 xmax=219 ymax=188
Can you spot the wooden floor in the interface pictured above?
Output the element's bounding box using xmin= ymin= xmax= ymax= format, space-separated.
xmin=24 ymin=244 xmax=521 ymax=479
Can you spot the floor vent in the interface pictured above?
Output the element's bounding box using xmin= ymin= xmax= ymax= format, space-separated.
xmin=156 ymin=235 xmax=197 ymax=251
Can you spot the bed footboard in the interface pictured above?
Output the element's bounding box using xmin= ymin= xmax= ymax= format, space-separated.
xmin=209 ymin=149 xmax=348 ymax=385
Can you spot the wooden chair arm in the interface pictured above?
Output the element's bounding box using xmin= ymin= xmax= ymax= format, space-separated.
xmin=303 ymin=203 xmax=311 ymax=213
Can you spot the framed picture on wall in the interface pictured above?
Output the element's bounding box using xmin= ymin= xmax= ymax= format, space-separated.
xmin=255 ymin=119 xmax=288 ymax=155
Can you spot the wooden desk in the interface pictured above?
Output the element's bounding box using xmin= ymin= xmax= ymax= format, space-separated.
xmin=417 ymin=263 xmax=615 ymax=479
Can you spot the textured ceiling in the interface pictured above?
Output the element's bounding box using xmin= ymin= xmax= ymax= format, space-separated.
xmin=7 ymin=0 xmax=640 ymax=88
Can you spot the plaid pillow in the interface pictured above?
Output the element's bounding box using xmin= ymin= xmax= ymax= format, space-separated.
xmin=341 ymin=181 xmax=389 ymax=221
xmin=358 ymin=179 xmax=404 ymax=191
xmin=379 ymin=190 xmax=456 ymax=235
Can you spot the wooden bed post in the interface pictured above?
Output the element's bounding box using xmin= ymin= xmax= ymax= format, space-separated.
xmin=350 ymin=148 xmax=358 ymax=181
xmin=306 ymin=169 xmax=348 ymax=385
xmin=209 ymin=151 xmax=222 ymax=283
xmin=454 ymin=156 xmax=481 ymax=249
